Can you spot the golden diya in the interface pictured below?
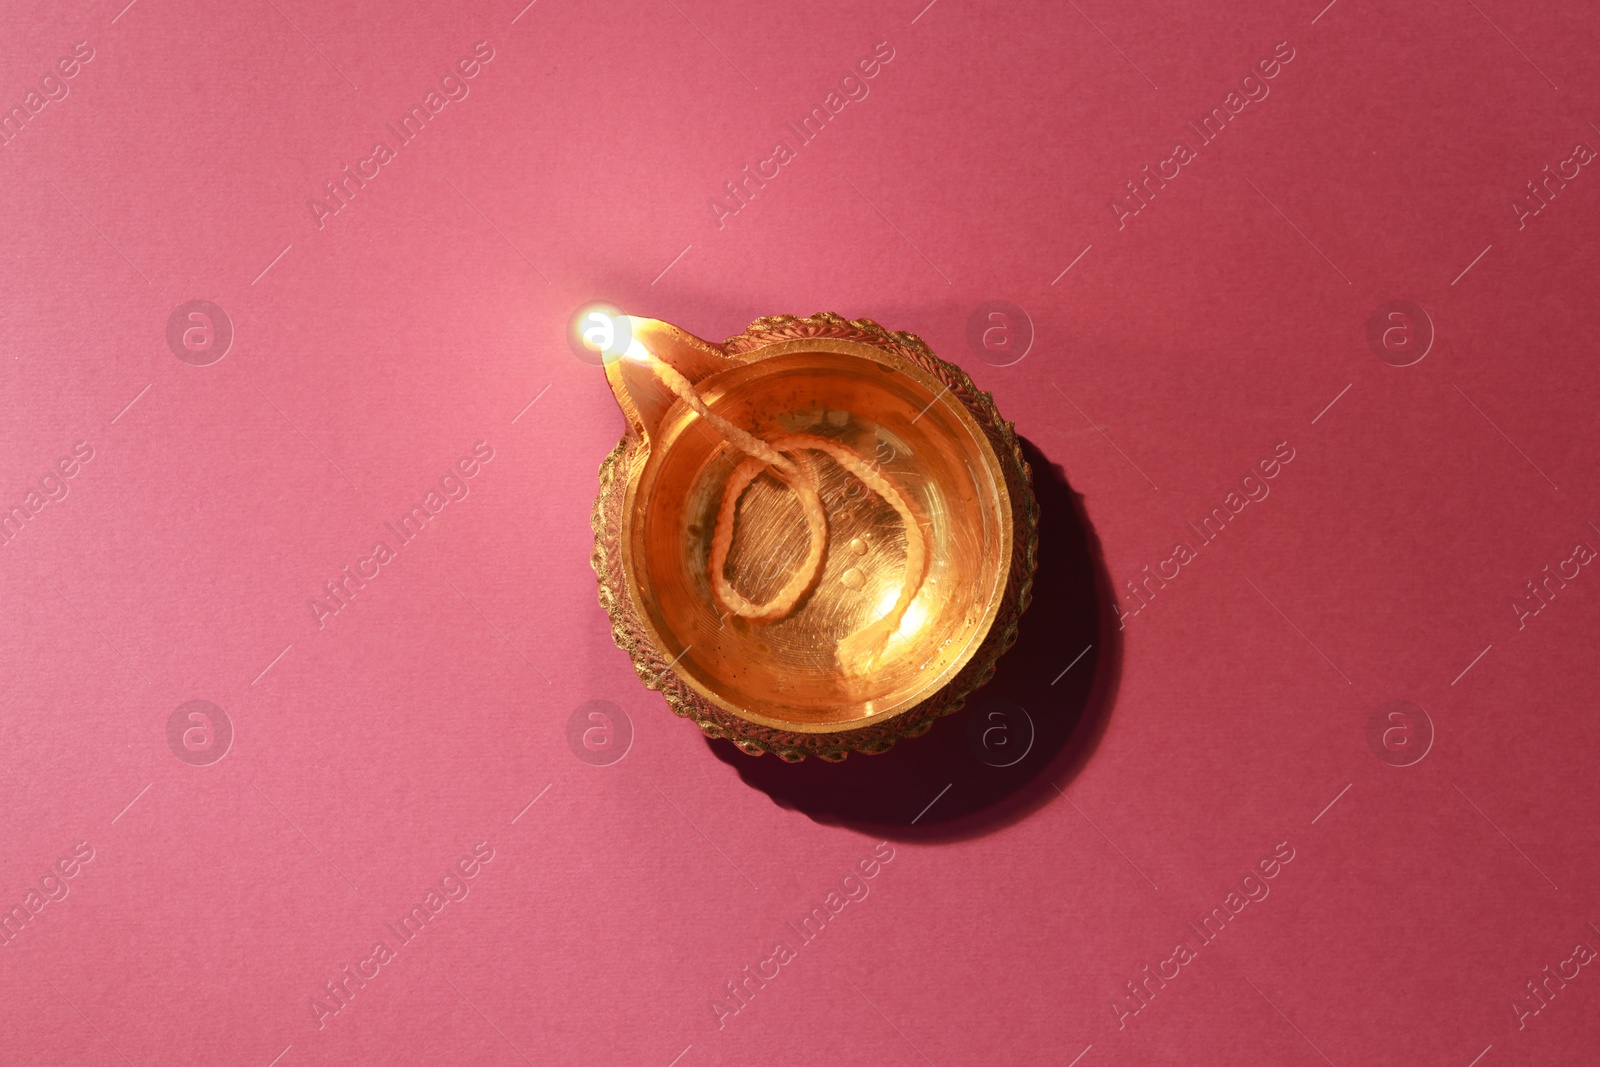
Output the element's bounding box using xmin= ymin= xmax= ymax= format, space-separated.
xmin=585 ymin=310 xmax=1037 ymax=761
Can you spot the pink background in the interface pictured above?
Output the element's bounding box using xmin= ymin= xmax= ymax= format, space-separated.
xmin=4 ymin=0 xmax=1599 ymax=1064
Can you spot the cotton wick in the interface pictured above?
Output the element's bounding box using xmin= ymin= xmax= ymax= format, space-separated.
xmin=636 ymin=345 xmax=927 ymax=671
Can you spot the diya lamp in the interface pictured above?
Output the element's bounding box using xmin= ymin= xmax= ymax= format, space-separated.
xmin=584 ymin=309 xmax=1037 ymax=761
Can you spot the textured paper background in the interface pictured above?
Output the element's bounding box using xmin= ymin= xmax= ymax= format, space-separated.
xmin=3 ymin=0 xmax=1599 ymax=1064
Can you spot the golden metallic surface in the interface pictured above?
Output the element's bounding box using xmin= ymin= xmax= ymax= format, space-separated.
xmin=592 ymin=313 xmax=1038 ymax=761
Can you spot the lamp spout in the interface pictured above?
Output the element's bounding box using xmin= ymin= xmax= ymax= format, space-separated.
xmin=603 ymin=317 xmax=733 ymax=447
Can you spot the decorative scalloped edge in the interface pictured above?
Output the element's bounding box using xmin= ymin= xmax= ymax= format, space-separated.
xmin=591 ymin=313 xmax=1039 ymax=762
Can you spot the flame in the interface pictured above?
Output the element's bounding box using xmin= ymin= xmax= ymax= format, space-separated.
xmin=572 ymin=304 xmax=634 ymax=363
